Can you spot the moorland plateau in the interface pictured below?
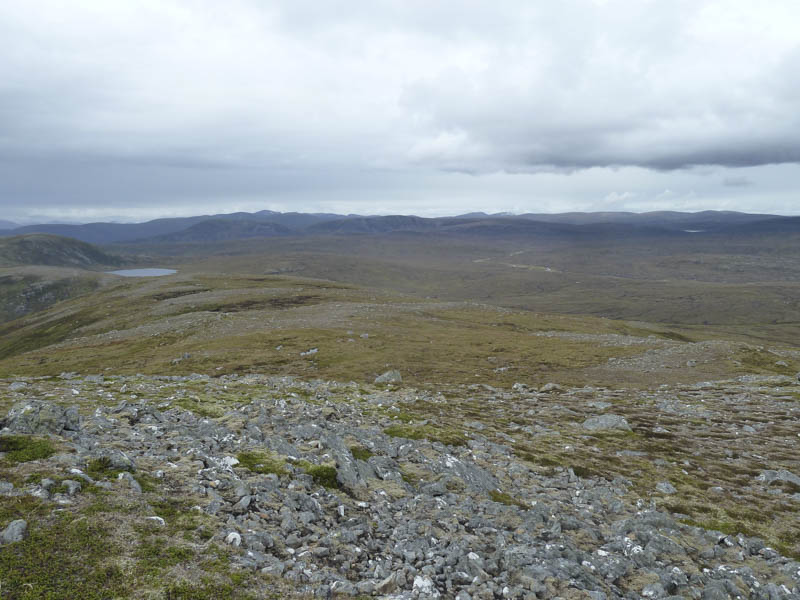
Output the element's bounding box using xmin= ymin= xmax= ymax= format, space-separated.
xmin=0 ymin=210 xmax=799 ymax=599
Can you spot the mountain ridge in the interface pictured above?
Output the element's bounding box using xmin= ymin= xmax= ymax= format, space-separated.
xmin=3 ymin=209 xmax=799 ymax=245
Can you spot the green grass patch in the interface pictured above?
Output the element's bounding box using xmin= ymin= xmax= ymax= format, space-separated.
xmin=571 ymin=465 xmax=599 ymax=479
xmin=150 ymin=498 xmax=205 ymax=533
xmin=0 ymin=436 xmax=56 ymax=463
xmin=174 ymin=396 xmax=226 ymax=418
xmin=680 ymin=517 xmax=759 ymax=539
xmin=0 ymin=515 xmax=127 ymax=599
xmin=383 ymin=424 xmax=467 ymax=447
xmin=488 ymin=489 xmax=528 ymax=509
xmin=349 ymin=445 xmax=374 ymax=461
xmin=296 ymin=461 xmax=340 ymax=489
xmin=86 ymin=456 xmax=131 ymax=480
xmin=0 ymin=495 xmax=49 ymax=523
xmin=236 ymin=451 xmax=286 ymax=476
xmin=135 ymin=536 xmax=196 ymax=571
xmin=0 ymin=308 xmax=101 ymax=361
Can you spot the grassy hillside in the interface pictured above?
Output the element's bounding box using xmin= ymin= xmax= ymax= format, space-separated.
xmin=0 ymin=269 xmax=103 ymax=324
xmin=0 ymin=234 xmax=124 ymax=268
xmin=111 ymin=231 xmax=800 ymax=347
xmin=0 ymin=270 xmax=796 ymax=388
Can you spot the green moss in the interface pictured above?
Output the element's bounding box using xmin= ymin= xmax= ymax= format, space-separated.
xmin=0 ymin=436 xmax=56 ymax=463
xmin=296 ymin=461 xmax=340 ymax=489
xmin=151 ymin=498 xmax=204 ymax=533
xmin=488 ymin=489 xmax=528 ymax=509
xmin=0 ymin=515 xmax=126 ymax=599
xmin=571 ymin=465 xmax=598 ymax=479
xmin=0 ymin=495 xmax=49 ymax=523
xmin=349 ymin=445 xmax=374 ymax=461
xmin=400 ymin=469 xmax=418 ymax=485
xmin=383 ymin=424 xmax=467 ymax=447
xmin=135 ymin=536 xmax=195 ymax=571
xmin=515 ymin=450 xmax=561 ymax=468
xmin=86 ymin=456 xmax=131 ymax=480
xmin=134 ymin=472 xmax=160 ymax=493
xmin=680 ymin=518 xmax=759 ymax=539
xmin=236 ymin=451 xmax=286 ymax=476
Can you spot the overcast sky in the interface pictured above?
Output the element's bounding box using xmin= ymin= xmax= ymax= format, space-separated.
xmin=1 ymin=1 xmax=799 ymax=223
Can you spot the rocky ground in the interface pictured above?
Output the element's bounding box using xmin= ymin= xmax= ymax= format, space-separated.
xmin=1 ymin=372 xmax=799 ymax=599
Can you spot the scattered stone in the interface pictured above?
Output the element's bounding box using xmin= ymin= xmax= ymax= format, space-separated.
xmin=756 ymin=469 xmax=800 ymax=488
xmin=62 ymin=480 xmax=82 ymax=496
xmin=413 ymin=575 xmax=439 ymax=597
xmin=0 ymin=519 xmax=27 ymax=545
xmin=539 ymin=382 xmax=563 ymax=393
xmin=375 ymin=573 xmax=398 ymax=594
xmin=582 ymin=414 xmax=632 ymax=432
xmin=1 ymin=400 xmax=81 ymax=435
xmin=656 ymin=481 xmax=677 ymax=495
xmin=118 ymin=472 xmax=142 ymax=494
xmin=0 ymin=375 xmax=797 ymax=597
xmin=374 ymin=370 xmax=402 ymax=384
xmin=8 ymin=382 xmax=27 ymax=392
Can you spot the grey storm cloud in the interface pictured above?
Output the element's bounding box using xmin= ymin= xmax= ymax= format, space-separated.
xmin=1 ymin=0 xmax=799 ymax=219
xmin=723 ymin=176 xmax=754 ymax=188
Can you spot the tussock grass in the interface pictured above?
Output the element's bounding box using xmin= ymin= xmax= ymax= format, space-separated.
xmin=0 ymin=436 xmax=56 ymax=463
xmin=0 ymin=515 xmax=127 ymax=599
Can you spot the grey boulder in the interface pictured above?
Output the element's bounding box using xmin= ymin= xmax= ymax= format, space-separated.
xmin=582 ymin=414 xmax=632 ymax=432
xmin=1 ymin=519 xmax=27 ymax=545
xmin=1 ymin=400 xmax=80 ymax=435
xmin=375 ymin=370 xmax=402 ymax=384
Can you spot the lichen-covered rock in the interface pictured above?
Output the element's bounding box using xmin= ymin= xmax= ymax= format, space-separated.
xmin=0 ymin=519 xmax=27 ymax=545
xmin=374 ymin=370 xmax=402 ymax=384
xmin=582 ymin=414 xmax=632 ymax=431
xmin=1 ymin=400 xmax=80 ymax=435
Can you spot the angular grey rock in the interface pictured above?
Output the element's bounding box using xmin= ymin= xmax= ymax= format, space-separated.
xmin=2 ymin=400 xmax=81 ymax=435
xmin=656 ymin=481 xmax=677 ymax=495
xmin=413 ymin=575 xmax=438 ymax=597
xmin=225 ymin=531 xmax=242 ymax=546
xmin=118 ymin=471 xmax=142 ymax=494
xmin=8 ymin=382 xmax=27 ymax=391
xmin=93 ymin=449 xmax=136 ymax=473
xmin=756 ymin=469 xmax=800 ymax=488
xmin=1 ymin=519 xmax=27 ymax=544
xmin=539 ymin=382 xmax=563 ymax=393
xmin=375 ymin=370 xmax=402 ymax=384
xmin=232 ymin=495 xmax=252 ymax=514
xmin=62 ymin=480 xmax=82 ymax=496
xmin=582 ymin=414 xmax=632 ymax=432
xmin=375 ymin=573 xmax=398 ymax=594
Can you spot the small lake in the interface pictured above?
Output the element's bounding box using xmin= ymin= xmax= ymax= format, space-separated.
xmin=109 ymin=268 xmax=177 ymax=277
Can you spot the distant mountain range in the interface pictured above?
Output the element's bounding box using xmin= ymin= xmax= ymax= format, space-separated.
xmin=2 ymin=209 xmax=798 ymax=245
xmin=0 ymin=220 xmax=18 ymax=230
